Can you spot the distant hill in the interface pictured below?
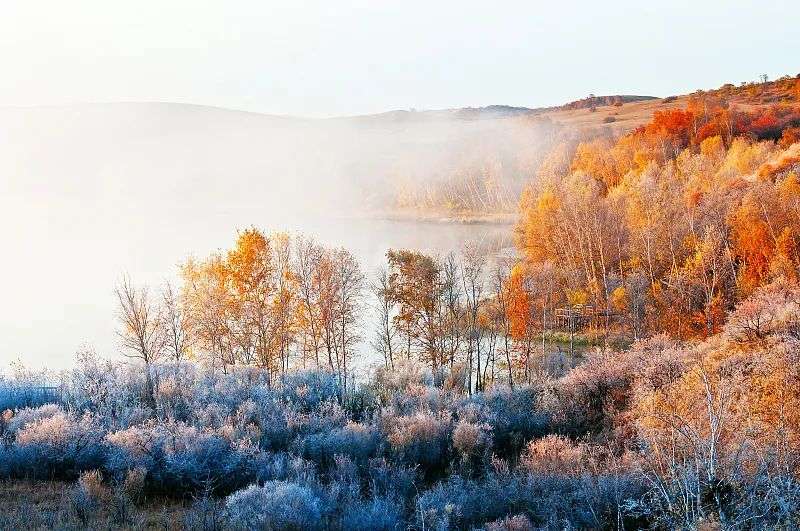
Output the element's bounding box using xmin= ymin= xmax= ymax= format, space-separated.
xmin=2 ymin=74 xmax=797 ymax=222
xmin=341 ymin=104 xmax=539 ymax=125
xmin=339 ymin=98 xmax=660 ymax=124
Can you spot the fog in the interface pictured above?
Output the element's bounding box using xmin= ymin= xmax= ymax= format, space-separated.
xmin=0 ymin=103 xmax=553 ymax=369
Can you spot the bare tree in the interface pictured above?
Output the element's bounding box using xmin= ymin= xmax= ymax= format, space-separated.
xmin=371 ymin=267 xmax=398 ymax=370
xmin=115 ymin=275 xmax=164 ymax=410
xmin=294 ymin=236 xmax=325 ymax=367
xmin=441 ymin=253 xmax=464 ymax=370
xmin=332 ymin=248 xmax=364 ymax=394
xmin=461 ymin=243 xmax=486 ymax=393
xmin=162 ymin=281 xmax=193 ymax=365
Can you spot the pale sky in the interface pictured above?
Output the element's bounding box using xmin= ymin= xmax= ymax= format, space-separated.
xmin=1 ymin=0 xmax=798 ymax=117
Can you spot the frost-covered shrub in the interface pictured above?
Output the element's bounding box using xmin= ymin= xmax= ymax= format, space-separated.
xmin=384 ymin=411 xmax=451 ymax=471
xmin=8 ymin=411 xmax=106 ymax=478
xmin=485 ymin=514 xmax=534 ymax=531
xmin=371 ymin=359 xmax=433 ymax=400
xmin=552 ymin=348 xmax=642 ymax=439
xmin=78 ymin=469 xmax=108 ymax=501
xmin=193 ymin=402 xmax=231 ymax=430
xmin=225 ymin=481 xmax=324 ymax=530
xmin=254 ymin=452 xmax=319 ymax=486
xmin=0 ymin=408 xmax=11 ymax=441
xmin=4 ymin=403 xmax=62 ymax=434
xmin=247 ymin=397 xmax=293 ymax=451
xmin=452 ymin=420 xmax=493 ymax=460
xmin=279 ymin=370 xmax=340 ymax=412
xmin=184 ymin=489 xmax=227 ymax=531
xmin=366 ymin=457 xmax=417 ymax=499
xmin=62 ymin=350 xmax=149 ymax=428
xmin=183 ymin=492 xmax=225 ymax=531
xmin=187 ymin=367 xmax=273 ymax=426
xmin=461 ymin=385 xmax=550 ymax=454
xmin=342 ymin=385 xmax=381 ymax=421
xmin=121 ymin=466 xmax=147 ymax=503
xmin=296 ymin=422 xmax=381 ymax=467
xmin=284 ymin=400 xmax=347 ymax=440
xmin=386 ymin=383 xmax=449 ymax=416
xmin=0 ymin=387 xmax=59 ymax=411
xmin=105 ymin=420 xmax=258 ymax=495
xmin=153 ymin=366 xmax=198 ymax=421
xmin=416 ymin=472 xmax=641 ymax=530
xmin=340 ymin=496 xmax=404 ymax=531
xmin=325 ymin=455 xmax=361 ymax=511
xmin=70 ymin=470 xmax=108 ymax=525
xmin=520 ymin=435 xmax=596 ymax=476
xmin=0 ymin=364 xmax=58 ymax=411
xmin=218 ymin=411 xmax=264 ymax=450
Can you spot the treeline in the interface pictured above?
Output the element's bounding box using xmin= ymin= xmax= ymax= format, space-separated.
xmin=516 ymin=84 xmax=800 ymax=340
xmin=560 ymin=94 xmax=656 ymax=111
xmin=117 ymin=230 xmax=561 ymax=408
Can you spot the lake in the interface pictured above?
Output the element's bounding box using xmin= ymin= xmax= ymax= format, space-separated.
xmin=0 ymin=202 xmax=514 ymax=370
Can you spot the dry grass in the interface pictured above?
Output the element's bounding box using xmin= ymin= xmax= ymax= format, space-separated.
xmin=541 ymin=95 xmax=690 ymax=131
xmin=0 ymin=479 xmax=190 ymax=530
xmin=539 ymin=75 xmax=800 ymax=134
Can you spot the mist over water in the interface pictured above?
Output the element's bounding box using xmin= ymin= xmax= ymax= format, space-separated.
xmin=0 ymin=103 xmax=533 ymax=370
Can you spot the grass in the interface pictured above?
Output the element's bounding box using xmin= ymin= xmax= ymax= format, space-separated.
xmin=0 ymin=479 xmax=190 ymax=530
xmin=543 ymin=329 xmax=634 ymax=351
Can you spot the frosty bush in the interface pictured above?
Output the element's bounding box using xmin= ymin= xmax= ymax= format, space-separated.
xmin=253 ymin=452 xmax=319 ymax=486
xmin=225 ymin=481 xmax=323 ymax=530
xmin=417 ymin=470 xmax=644 ymax=530
xmin=279 ymin=369 xmax=340 ymax=412
xmin=371 ymin=359 xmax=433 ymax=400
xmin=69 ymin=470 xmax=108 ymax=525
xmin=9 ymin=410 xmax=106 ymax=478
xmin=384 ymin=411 xmax=451 ymax=471
xmin=4 ymin=403 xmax=63 ymax=434
xmin=366 ymin=457 xmax=417 ymax=499
xmin=62 ymin=349 xmax=149 ymax=428
xmin=452 ymin=420 xmax=493 ymax=460
xmin=121 ymin=465 xmax=147 ymax=502
xmin=462 ymin=385 xmax=550 ymax=454
xmin=184 ymin=489 xmax=227 ymax=531
xmin=386 ymin=382 xmax=449 ymax=416
xmin=0 ymin=408 xmax=11 ymax=441
xmin=340 ymin=496 xmax=403 ymax=531
xmin=520 ymin=435 xmax=595 ymax=476
xmin=296 ymin=421 xmax=381 ymax=467
xmin=485 ymin=514 xmax=535 ymax=531
xmin=105 ymin=420 xmax=258 ymax=495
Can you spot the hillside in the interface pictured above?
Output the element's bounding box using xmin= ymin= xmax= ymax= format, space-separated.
xmin=539 ymin=74 xmax=800 ymax=132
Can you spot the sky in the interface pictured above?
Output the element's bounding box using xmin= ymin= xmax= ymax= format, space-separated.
xmin=0 ymin=0 xmax=798 ymax=117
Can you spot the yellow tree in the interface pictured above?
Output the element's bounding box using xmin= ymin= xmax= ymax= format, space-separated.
xmin=226 ymin=228 xmax=277 ymax=374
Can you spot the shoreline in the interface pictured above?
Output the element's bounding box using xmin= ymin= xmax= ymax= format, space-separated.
xmin=358 ymin=210 xmax=518 ymax=226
